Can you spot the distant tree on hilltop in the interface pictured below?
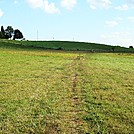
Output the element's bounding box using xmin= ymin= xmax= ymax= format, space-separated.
xmin=0 ymin=26 xmax=5 ymax=39
xmin=0 ymin=25 xmax=24 ymax=40
xmin=5 ymin=26 xmax=14 ymax=39
xmin=1 ymin=26 xmax=5 ymax=34
xmin=129 ymin=46 xmax=133 ymax=48
xmin=13 ymin=29 xmax=23 ymax=40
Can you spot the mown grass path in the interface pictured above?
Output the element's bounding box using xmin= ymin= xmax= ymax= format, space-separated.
xmin=44 ymin=54 xmax=89 ymax=134
xmin=55 ymin=55 xmax=88 ymax=133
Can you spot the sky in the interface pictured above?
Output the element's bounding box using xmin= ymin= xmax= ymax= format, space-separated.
xmin=0 ymin=0 xmax=134 ymax=47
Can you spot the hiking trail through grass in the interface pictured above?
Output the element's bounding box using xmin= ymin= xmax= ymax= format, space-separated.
xmin=45 ymin=54 xmax=89 ymax=133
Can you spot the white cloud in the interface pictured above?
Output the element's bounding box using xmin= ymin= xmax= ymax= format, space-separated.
xmin=26 ymin=0 xmax=60 ymax=14
xmin=105 ymin=20 xmax=118 ymax=27
xmin=115 ymin=0 xmax=134 ymax=11
xmin=43 ymin=1 xmax=60 ymax=14
xmin=87 ymin=0 xmax=112 ymax=9
xmin=128 ymin=16 xmax=134 ymax=22
xmin=116 ymin=17 xmax=123 ymax=21
xmin=115 ymin=4 xmax=129 ymax=10
xmin=0 ymin=9 xmax=4 ymax=17
xmin=61 ymin=0 xmax=77 ymax=10
xmin=105 ymin=17 xmax=123 ymax=27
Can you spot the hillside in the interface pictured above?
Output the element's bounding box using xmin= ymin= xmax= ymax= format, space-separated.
xmin=0 ymin=39 xmax=134 ymax=52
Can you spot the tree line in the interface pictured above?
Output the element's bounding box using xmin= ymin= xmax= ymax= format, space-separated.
xmin=0 ymin=26 xmax=23 ymax=40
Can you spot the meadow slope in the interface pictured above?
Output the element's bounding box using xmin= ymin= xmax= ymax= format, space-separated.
xmin=0 ymin=42 xmax=134 ymax=133
xmin=0 ymin=39 xmax=134 ymax=52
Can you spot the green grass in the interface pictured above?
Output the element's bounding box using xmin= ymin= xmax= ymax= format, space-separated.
xmin=83 ymin=53 xmax=134 ymax=133
xmin=0 ymin=39 xmax=134 ymax=52
xmin=0 ymin=41 xmax=134 ymax=133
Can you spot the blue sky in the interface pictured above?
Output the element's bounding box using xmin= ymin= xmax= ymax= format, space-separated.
xmin=0 ymin=0 xmax=134 ymax=47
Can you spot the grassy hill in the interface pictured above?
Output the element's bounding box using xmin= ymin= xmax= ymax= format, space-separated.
xmin=0 ymin=45 xmax=134 ymax=133
xmin=0 ymin=39 xmax=133 ymax=52
xmin=0 ymin=39 xmax=134 ymax=133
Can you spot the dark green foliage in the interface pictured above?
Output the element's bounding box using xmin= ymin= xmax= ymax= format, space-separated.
xmin=13 ymin=29 xmax=23 ymax=40
xmin=5 ymin=26 xmax=14 ymax=39
xmin=1 ymin=26 xmax=13 ymax=39
xmin=6 ymin=26 xmax=14 ymax=33
xmin=0 ymin=31 xmax=5 ymax=39
xmin=0 ymin=26 xmax=5 ymax=39
xmin=0 ymin=26 xmax=23 ymax=40
xmin=1 ymin=26 xmax=5 ymax=35
xmin=129 ymin=46 xmax=133 ymax=49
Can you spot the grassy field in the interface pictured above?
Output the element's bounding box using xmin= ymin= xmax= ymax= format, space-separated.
xmin=0 ymin=39 xmax=134 ymax=52
xmin=0 ymin=41 xmax=134 ymax=133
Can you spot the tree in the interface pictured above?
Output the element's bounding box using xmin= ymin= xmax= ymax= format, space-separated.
xmin=1 ymin=26 xmax=5 ymax=38
xmin=0 ymin=26 xmax=13 ymax=39
xmin=13 ymin=29 xmax=23 ymax=40
xmin=5 ymin=26 xmax=14 ymax=39
xmin=0 ymin=26 xmax=24 ymax=40
xmin=129 ymin=46 xmax=133 ymax=49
